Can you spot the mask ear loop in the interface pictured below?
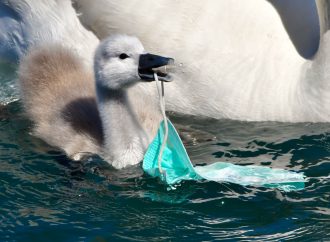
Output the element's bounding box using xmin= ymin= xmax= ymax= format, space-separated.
xmin=154 ymin=73 xmax=169 ymax=175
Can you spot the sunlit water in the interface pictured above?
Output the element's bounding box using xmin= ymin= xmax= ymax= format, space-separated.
xmin=0 ymin=64 xmax=329 ymax=241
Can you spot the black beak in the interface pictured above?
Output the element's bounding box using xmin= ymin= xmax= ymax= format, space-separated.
xmin=138 ymin=53 xmax=174 ymax=82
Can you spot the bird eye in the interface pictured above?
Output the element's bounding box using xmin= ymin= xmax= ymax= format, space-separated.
xmin=119 ymin=53 xmax=129 ymax=60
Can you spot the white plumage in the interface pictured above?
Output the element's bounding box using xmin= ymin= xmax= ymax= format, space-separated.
xmin=0 ymin=0 xmax=98 ymax=66
xmin=73 ymin=0 xmax=330 ymax=122
xmin=0 ymin=0 xmax=330 ymax=128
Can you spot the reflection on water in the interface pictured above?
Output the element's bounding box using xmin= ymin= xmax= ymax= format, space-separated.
xmin=0 ymin=102 xmax=329 ymax=241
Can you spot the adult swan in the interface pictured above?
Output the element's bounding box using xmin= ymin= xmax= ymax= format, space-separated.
xmin=73 ymin=0 xmax=330 ymax=122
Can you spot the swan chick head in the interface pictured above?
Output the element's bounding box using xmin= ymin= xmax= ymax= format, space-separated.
xmin=94 ymin=35 xmax=143 ymax=90
xmin=94 ymin=34 xmax=173 ymax=91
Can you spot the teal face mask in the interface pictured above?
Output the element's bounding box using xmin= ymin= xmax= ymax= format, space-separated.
xmin=144 ymin=73 xmax=306 ymax=192
xmin=143 ymin=119 xmax=306 ymax=192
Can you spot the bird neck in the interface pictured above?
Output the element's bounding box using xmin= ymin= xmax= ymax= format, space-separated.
xmin=95 ymin=85 xmax=150 ymax=168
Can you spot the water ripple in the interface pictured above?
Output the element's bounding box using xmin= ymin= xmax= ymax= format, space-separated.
xmin=0 ymin=103 xmax=329 ymax=241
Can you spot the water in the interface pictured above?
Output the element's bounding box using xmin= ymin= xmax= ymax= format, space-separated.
xmin=0 ymin=71 xmax=329 ymax=241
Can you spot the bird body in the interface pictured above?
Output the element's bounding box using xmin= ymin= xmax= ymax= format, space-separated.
xmin=0 ymin=0 xmax=98 ymax=67
xmin=19 ymin=45 xmax=102 ymax=159
xmin=74 ymin=0 xmax=330 ymax=122
xmin=19 ymin=35 xmax=169 ymax=168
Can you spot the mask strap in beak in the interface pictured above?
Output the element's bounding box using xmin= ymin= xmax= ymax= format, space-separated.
xmin=154 ymin=73 xmax=168 ymax=174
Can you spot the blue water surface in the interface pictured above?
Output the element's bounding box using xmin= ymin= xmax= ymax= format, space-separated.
xmin=0 ymin=63 xmax=329 ymax=241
